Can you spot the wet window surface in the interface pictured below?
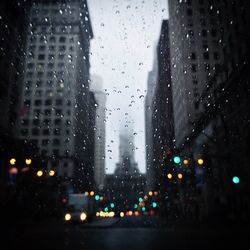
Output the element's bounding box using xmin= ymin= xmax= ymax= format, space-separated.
xmin=0 ymin=0 xmax=250 ymax=249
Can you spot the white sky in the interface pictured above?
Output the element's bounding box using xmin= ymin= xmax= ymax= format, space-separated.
xmin=88 ymin=0 xmax=169 ymax=174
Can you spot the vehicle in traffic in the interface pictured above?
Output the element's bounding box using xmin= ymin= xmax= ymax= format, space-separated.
xmin=64 ymin=193 xmax=94 ymax=223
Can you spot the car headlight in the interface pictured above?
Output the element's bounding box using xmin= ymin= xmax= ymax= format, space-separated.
xmin=80 ymin=212 xmax=87 ymax=221
xmin=65 ymin=213 xmax=71 ymax=221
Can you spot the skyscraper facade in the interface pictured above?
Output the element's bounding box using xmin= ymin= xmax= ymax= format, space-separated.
xmin=90 ymin=74 xmax=106 ymax=191
xmin=17 ymin=0 xmax=93 ymax=181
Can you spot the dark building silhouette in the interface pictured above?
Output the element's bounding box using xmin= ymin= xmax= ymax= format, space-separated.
xmin=0 ymin=0 xmax=27 ymax=135
xmin=169 ymin=0 xmax=250 ymax=221
xmin=149 ymin=20 xmax=175 ymax=216
xmin=105 ymin=133 xmax=146 ymax=212
xmin=14 ymin=0 xmax=95 ymax=195
xmin=145 ymin=51 xmax=158 ymax=192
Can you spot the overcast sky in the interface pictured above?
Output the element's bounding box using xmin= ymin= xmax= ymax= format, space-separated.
xmin=88 ymin=0 xmax=169 ymax=174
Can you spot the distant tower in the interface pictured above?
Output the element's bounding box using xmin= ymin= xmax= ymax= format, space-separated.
xmin=90 ymin=75 xmax=106 ymax=191
xmin=115 ymin=131 xmax=139 ymax=176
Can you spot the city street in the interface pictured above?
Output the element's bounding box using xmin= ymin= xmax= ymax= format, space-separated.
xmin=5 ymin=216 xmax=249 ymax=250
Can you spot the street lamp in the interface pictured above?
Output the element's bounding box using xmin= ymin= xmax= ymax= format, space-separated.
xmin=37 ymin=170 xmax=43 ymax=177
xmin=10 ymin=158 xmax=16 ymax=165
xmin=49 ymin=170 xmax=55 ymax=176
xmin=177 ymin=173 xmax=183 ymax=179
xmin=197 ymin=158 xmax=204 ymax=166
xmin=25 ymin=158 xmax=32 ymax=165
xmin=167 ymin=173 xmax=173 ymax=179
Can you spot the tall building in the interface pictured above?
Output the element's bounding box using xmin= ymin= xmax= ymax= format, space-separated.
xmin=168 ymin=0 xmax=250 ymax=220
xmin=90 ymin=74 xmax=106 ymax=191
xmin=17 ymin=0 xmax=93 ymax=184
xmin=151 ymin=20 xmax=175 ymax=215
xmin=0 ymin=0 xmax=26 ymax=135
xmin=151 ymin=20 xmax=174 ymax=187
xmin=145 ymin=50 xmax=158 ymax=191
xmin=169 ymin=0 xmax=226 ymax=147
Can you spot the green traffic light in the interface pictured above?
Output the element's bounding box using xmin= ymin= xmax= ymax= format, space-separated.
xmin=139 ymin=197 xmax=143 ymax=202
xmin=232 ymin=176 xmax=240 ymax=184
xmin=95 ymin=195 xmax=100 ymax=201
xmin=142 ymin=207 xmax=146 ymax=212
xmin=134 ymin=204 xmax=138 ymax=209
xmin=104 ymin=207 xmax=108 ymax=212
xmin=173 ymin=156 xmax=181 ymax=164
xmin=110 ymin=203 xmax=115 ymax=208
xmin=152 ymin=202 xmax=157 ymax=208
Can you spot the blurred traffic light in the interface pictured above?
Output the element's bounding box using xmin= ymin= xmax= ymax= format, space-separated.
xmin=152 ymin=202 xmax=157 ymax=208
xmin=177 ymin=173 xmax=183 ymax=179
xmin=134 ymin=204 xmax=138 ymax=209
xmin=173 ymin=156 xmax=181 ymax=164
xmin=95 ymin=195 xmax=100 ymax=201
xmin=183 ymin=159 xmax=189 ymax=165
xmin=110 ymin=202 xmax=115 ymax=208
xmin=49 ymin=170 xmax=55 ymax=176
xmin=197 ymin=158 xmax=204 ymax=166
xmin=9 ymin=167 xmax=18 ymax=174
xmin=139 ymin=197 xmax=143 ymax=202
xmin=167 ymin=173 xmax=173 ymax=179
xmin=25 ymin=158 xmax=32 ymax=165
xmin=10 ymin=158 xmax=16 ymax=165
xmin=232 ymin=176 xmax=240 ymax=184
xmin=36 ymin=170 xmax=43 ymax=177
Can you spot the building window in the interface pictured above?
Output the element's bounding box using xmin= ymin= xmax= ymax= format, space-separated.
xmin=187 ymin=9 xmax=193 ymax=16
xmin=35 ymin=90 xmax=42 ymax=97
xmin=59 ymin=46 xmax=66 ymax=52
xmin=21 ymin=129 xmax=28 ymax=136
xmin=39 ymin=45 xmax=46 ymax=51
xmin=45 ymin=99 xmax=52 ymax=106
xmin=190 ymin=52 xmax=196 ymax=60
xmin=59 ymin=36 xmax=66 ymax=43
xmin=200 ymin=18 xmax=206 ymax=26
xmin=204 ymin=63 xmax=210 ymax=71
xmin=211 ymin=29 xmax=217 ymax=37
xmin=21 ymin=119 xmax=29 ymax=126
xmin=56 ymin=109 xmax=62 ymax=116
xmin=33 ymin=119 xmax=40 ymax=126
xmin=43 ymin=129 xmax=50 ymax=135
xmin=201 ymin=29 xmax=207 ymax=37
xmin=55 ymin=119 xmax=61 ymax=125
xmin=191 ymin=64 xmax=197 ymax=72
xmin=44 ymin=109 xmax=51 ymax=115
xmin=203 ymin=52 xmax=209 ymax=60
xmin=32 ymin=128 xmax=39 ymax=135
xmin=34 ymin=100 xmax=41 ymax=106
xmin=53 ymin=139 xmax=60 ymax=145
xmin=199 ymin=8 xmax=205 ymax=14
xmin=43 ymin=119 xmax=51 ymax=126
xmin=54 ymin=128 xmax=61 ymax=135
xmin=56 ymin=99 xmax=63 ymax=105
xmin=214 ymin=52 xmax=219 ymax=60
xmin=27 ymin=63 xmax=34 ymax=69
xmin=49 ymin=36 xmax=56 ymax=43
xmin=42 ymin=139 xmax=50 ymax=145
